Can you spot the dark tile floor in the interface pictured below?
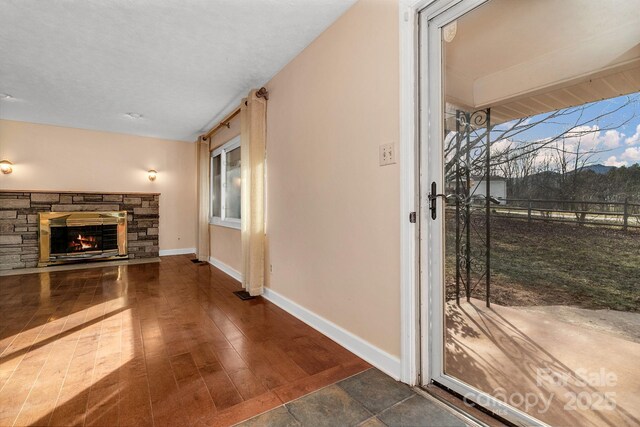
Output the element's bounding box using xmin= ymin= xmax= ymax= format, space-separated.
xmin=238 ymin=368 xmax=470 ymax=427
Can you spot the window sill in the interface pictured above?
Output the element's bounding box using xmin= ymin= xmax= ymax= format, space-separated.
xmin=209 ymin=218 xmax=241 ymax=230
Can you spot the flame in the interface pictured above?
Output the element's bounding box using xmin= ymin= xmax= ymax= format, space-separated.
xmin=69 ymin=233 xmax=98 ymax=251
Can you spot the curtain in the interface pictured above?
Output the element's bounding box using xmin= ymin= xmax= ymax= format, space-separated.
xmin=196 ymin=135 xmax=210 ymax=262
xmin=240 ymin=89 xmax=267 ymax=296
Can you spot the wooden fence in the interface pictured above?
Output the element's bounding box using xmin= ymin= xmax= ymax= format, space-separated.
xmin=486 ymin=198 xmax=640 ymax=230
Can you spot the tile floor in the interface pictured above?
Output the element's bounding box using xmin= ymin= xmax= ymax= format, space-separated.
xmin=0 ymin=255 xmax=370 ymax=426
xmin=239 ymin=368 xmax=471 ymax=427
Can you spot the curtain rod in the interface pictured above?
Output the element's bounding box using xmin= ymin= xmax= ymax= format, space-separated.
xmin=200 ymin=87 xmax=269 ymax=142
xmin=201 ymin=107 xmax=241 ymax=141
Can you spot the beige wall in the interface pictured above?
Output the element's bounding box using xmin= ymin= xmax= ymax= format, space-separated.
xmin=210 ymin=114 xmax=240 ymax=151
xmin=208 ymin=114 xmax=242 ymax=270
xmin=210 ymin=225 xmax=242 ymax=272
xmin=0 ymin=119 xmax=196 ymax=252
xmin=264 ymin=0 xmax=400 ymax=356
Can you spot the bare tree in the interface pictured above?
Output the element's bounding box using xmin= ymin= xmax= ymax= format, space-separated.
xmin=444 ymin=93 xmax=639 ymax=204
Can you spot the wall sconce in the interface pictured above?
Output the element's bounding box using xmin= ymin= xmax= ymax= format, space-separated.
xmin=148 ymin=169 xmax=157 ymax=181
xmin=0 ymin=160 xmax=13 ymax=174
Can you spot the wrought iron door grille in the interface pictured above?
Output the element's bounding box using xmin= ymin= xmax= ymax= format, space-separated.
xmin=452 ymin=108 xmax=492 ymax=307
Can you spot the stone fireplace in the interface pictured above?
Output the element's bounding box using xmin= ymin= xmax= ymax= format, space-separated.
xmin=38 ymin=211 xmax=128 ymax=266
xmin=0 ymin=191 xmax=159 ymax=271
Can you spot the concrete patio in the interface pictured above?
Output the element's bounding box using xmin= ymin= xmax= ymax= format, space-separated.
xmin=445 ymin=299 xmax=640 ymax=426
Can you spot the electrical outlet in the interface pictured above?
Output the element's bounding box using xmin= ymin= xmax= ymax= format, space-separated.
xmin=379 ymin=143 xmax=396 ymax=166
xmin=270 ymin=264 xmax=273 ymax=273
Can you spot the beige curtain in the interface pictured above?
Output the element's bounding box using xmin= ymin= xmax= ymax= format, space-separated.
xmin=240 ymin=89 xmax=267 ymax=295
xmin=196 ymin=136 xmax=210 ymax=261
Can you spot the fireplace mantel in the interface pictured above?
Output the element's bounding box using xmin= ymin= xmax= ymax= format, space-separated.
xmin=38 ymin=211 xmax=128 ymax=266
xmin=0 ymin=191 xmax=159 ymax=271
xmin=3 ymin=189 xmax=160 ymax=196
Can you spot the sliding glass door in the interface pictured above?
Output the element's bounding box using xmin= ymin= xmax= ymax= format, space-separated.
xmin=420 ymin=1 xmax=640 ymax=425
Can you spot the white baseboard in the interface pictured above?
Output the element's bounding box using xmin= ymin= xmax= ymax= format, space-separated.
xmin=262 ymin=287 xmax=401 ymax=380
xmin=208 ymin=256 xmax=243 ymax=282
xmin=159 ymin=248 xmax=196 ymax=256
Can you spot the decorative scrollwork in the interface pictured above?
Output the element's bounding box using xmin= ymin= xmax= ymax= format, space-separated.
xmin=470 ymin=109 xmax=489 ymax=128
xmin=456 ymin=110 xmax=468 ymax=128
xmin=453 ymin=108 xmax=492 ymax=307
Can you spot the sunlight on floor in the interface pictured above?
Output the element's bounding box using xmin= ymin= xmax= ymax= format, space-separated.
xmin=445 ymin=299 xmax=640 ymax=427
xmin=0 ymin=267 xmax=135 ymax=426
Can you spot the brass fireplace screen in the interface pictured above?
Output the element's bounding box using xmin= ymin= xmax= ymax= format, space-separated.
xmin=38 ymin=211 xmax=128 ymax=266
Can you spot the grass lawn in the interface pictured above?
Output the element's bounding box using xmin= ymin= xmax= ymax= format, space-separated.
xmin=445 ymin=214 xmax=640 ymax=312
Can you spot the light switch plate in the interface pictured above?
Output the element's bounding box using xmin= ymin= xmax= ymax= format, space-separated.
xmin=379 ymin=143 xmax=396 ymax=166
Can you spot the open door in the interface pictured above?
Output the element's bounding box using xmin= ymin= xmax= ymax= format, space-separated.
xmin=420 ymin=1 xmax=640 ymax=425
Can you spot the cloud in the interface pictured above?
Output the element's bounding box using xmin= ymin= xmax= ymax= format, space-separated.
xmin=604 ymin=156 xmax=628 ymax=167
xmin=493 ymin=117 xmax=533 ymax=132
xmin=491 ymin=138 xmax=514 ymax=154
xmin=621 ymin=147 xmax=640 ymax=162
xmin=602 ymin=130 xmax=623 ymax=148
xmin=488 ymin=120 xmax=634 ymax=172
xmin=625 ymin=124 xmax=640 ymax=146
xmin=564 ymin=125 xmax=601 ymax=151
xmin=520 ymin=118 xmax=532 ymax=127
xmin=559 ymin=125 xmax=627 ymax=151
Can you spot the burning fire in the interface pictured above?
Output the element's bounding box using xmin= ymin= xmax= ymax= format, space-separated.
xmin=69 ymin=234 xmax=98 ymax=251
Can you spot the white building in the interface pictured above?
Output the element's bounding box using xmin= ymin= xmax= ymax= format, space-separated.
xmin=470 ymin=178 xmax=507 ymax=204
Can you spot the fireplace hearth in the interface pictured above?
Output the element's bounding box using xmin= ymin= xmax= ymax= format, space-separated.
xmin=39 ymin=211 xmax=127 ymax=266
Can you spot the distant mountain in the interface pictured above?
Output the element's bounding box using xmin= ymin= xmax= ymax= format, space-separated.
xmin=582 ymin=164 xmax=614 ymax=174
xmin=525 ymin=164 xmax=615 ymax=181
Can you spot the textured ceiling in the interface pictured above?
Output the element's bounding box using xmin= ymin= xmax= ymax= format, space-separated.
xmin=0 ymin=0 xmax=357 ymax=141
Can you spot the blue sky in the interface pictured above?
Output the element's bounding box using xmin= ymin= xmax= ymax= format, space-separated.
xmin=493 ymin=92 xmax=640 ymax=168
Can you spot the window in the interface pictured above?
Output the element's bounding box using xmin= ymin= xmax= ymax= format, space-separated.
xmin=210 ymin=136 xmax=241 ymax=229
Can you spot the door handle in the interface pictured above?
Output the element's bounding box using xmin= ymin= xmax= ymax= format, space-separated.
xmin=428 ymin=182 xmax=448 ymax=220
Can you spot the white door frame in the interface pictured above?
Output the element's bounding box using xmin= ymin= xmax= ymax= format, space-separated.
xmin=398 ymin=0 xmax=425 ymax=386
xmin=399 ymin=0 xmax=473 ymax=388
xmin=400 ymin=0 xmax=549 ymax=425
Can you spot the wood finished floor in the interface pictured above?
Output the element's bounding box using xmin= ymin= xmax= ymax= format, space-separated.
xmin=0 ymin=255 xmax=369 ymax=427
